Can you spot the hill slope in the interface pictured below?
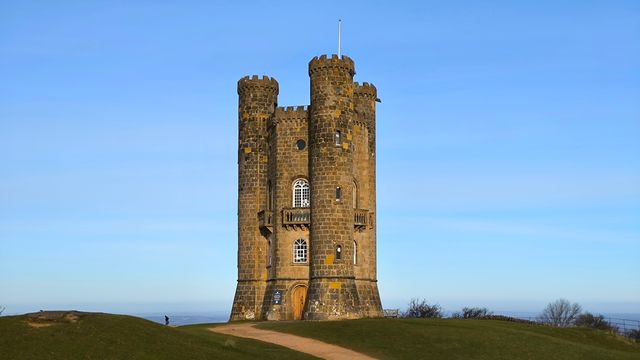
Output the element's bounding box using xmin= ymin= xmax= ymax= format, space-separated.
xmin=258 ymin=318 xmax=640 ymax=360
xmin=0 ymin=311 xmax=315 ymax=360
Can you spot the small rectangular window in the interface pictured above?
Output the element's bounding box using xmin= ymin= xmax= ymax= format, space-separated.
xmin=336 ymin=187 xmax=341 ymax=201
xmin=335 ymin=131 xmax=341 ymax=146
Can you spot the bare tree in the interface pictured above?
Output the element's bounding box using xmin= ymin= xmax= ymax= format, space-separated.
xmin=538 ymin=299 xmax=582 ymax=327
xmin=403 ymin=298 xmax=443 ymax=318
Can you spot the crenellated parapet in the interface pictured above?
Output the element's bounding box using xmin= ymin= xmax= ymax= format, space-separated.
xmin=308 ymin=54 xmax=355 ymax=77
xmin=271 ymin=106 xmax=309 ymax=127
xmin=237 ymin=75 xmax=279 ymax=96
xmin=353 ymin=82 xmax=377 ymax=129
xmin=354 ymin=82 xmax=377 ymax=100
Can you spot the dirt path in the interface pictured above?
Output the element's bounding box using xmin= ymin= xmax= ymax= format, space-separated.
xmin=209 ymin=323 xmax=377 ymax=360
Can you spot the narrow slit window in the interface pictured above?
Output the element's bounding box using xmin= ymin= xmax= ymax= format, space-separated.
xmin=336 ymin=187 xmax=341 ymax=202
xmin=353 ymin=240 xmax=357 ymax=265
xmin=352 ymin=181 xmax=357 ymax=209
xmin=335 ymin=130 xmax=342 ymax=146
xmin=267 ymin=180 xmax=273 ymax=210
xmin=336 ymin=245 xmax=342 ymax=260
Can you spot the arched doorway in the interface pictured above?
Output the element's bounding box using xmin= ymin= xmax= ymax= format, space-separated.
xmin=291 ymin=285 xmax=307 ymax=320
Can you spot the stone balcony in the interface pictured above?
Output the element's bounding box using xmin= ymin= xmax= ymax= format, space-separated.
xmin=259 ymin=207 xmax=371 ymax=231
xmin=282 ymin=207 xmax=310 ymax=230
xmin=258 ymin=210 xmax=273 ymax=234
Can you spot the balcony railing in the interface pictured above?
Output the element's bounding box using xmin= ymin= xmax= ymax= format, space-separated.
xmin=354 ymin=209 xmax=369 ymax=231
xmin=282 ymin=207 xmax=310 ymax=230
xmin=258 ymin=210 xmax=273 ymax=234
xmin=277 ymin=207 xmax=371 ymax=231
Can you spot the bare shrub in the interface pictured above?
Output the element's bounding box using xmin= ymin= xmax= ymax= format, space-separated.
xmin=574 ymin=312 xmax=615 ymax=331
xmin=452 ymin=307 xmax=493 ymax=319
xmin=538 ymin=299 xmax=582 ymax=327
xmin=403 ymin=298 xmax=443 ymax=318
xmin=627 ymin=329 xmax=640 ymax=343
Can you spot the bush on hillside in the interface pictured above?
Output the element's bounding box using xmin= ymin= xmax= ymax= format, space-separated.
xmin=452 ymin=307 xmax=493 ymax=319
xmin=627 ymin=329 xmax=640 ymax=343
xmin=403 ymin=298 xmax=443 ymax=318
xmin=538 ymin=299 xmax=582 ymax=327
xmin=574 ymin=312 xmax=615 ymax=331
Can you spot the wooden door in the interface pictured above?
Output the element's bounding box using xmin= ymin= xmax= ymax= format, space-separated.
xmin=292 ymin=286 xmax=307 ymax=320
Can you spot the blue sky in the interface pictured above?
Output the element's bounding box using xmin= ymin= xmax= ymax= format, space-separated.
xmin=1 ymin=0 xmax=639 ymax=316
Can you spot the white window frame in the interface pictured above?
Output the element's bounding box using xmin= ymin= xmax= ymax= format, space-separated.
xmin=293 ymin=178 xmax=310 ymax=208
xmin=293 ymin=239 xmax=308 ymax=263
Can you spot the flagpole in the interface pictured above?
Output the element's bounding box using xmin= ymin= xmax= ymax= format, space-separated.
xmin=338 ymin=19 xmax=342 ymax=57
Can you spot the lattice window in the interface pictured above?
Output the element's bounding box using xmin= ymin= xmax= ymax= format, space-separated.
xmin=293 ymin=239 xmax=308 ymax=263
xmin=293 ymin=179 xmax=310 ymax=208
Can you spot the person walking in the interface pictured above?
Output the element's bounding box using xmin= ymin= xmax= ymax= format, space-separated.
xmin=164 ymin=315 xmax=169 ymax=326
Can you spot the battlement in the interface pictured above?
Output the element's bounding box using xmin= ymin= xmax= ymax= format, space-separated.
xmin=274 ymin=105 xmax=309 ymax=122
xmin=308 ymin=54 xmax=355 ymax=76
xmin=354 ymin=82 xmax=377 ymax=100
xmin=238 ymin=75 xmax=279 ymax=95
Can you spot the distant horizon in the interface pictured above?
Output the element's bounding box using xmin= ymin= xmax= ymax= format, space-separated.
xmin=3 ymin=299 xmax=639 ymax=318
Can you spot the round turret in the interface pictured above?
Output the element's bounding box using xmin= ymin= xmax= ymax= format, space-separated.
xmin=305 ymin=55 xmax=362 ymax=320
xmin=231 ymin=74 xmax=279 ymax=321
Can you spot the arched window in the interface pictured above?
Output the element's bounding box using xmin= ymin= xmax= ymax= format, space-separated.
xmin=293 ymin=239 xmax=308 ymax=263
xmin=293 ymin=179 xmax=310 ymax=208
xmin=353 ymin=240 xmax=357 ymax=265
xmin=335 ymin=130 xmax=342 ymax=146
xmin=352 ymin=181 xmax=358 ymax=209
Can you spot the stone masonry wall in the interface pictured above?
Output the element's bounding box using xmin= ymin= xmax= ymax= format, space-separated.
xmin=263 ymin=106 xmax=310 ymax=320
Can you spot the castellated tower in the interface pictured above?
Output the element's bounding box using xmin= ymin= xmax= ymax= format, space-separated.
xmin=230 ymin=55 xmax=383 ymax=321
xmin=231 ymin=75 xmax=278 ymax=321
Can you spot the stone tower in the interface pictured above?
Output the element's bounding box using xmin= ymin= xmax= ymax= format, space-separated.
xmin=230 ymin=55 xmax=382 ymax=321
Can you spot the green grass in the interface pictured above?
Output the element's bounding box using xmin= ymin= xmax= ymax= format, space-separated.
xmin=257 ymin=318 xmax=640 ymax=360
xmin=4 ymin=312 xmax=639 ymax=359
xmin=0 ymin=311 xmax=315 ymax=360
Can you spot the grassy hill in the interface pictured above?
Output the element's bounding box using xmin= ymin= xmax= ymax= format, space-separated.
xmin=2 ymin=312 xmax=639 ymax=359
xmin=258 ymin=318 xmax=640 ymax=360
xmin=0 ymin=311 xmax=315 ymax=360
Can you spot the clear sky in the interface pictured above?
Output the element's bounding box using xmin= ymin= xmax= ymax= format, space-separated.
xmin=1 ymin=1 xmax=639 ymax=316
